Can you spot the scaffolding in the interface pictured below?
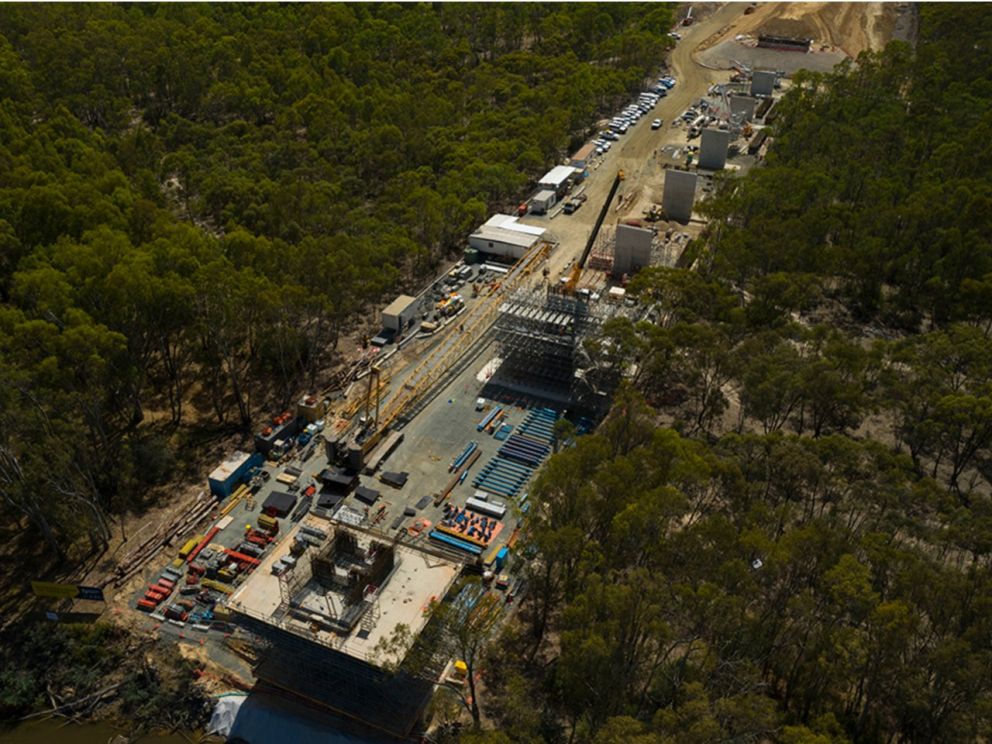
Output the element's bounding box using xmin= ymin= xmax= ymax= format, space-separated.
xmin=586 ymin=225 xmax=615 ymax=272
xmin=492 ymin=286 xmax=621 ymax=398
xmin=226 ymin=522 xmax=462 ymax=739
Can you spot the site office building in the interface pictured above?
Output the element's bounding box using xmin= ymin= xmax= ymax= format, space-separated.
xmin=468 ymin=214 xmax=546 ymax=260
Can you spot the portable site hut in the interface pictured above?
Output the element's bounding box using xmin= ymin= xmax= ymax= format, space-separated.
xmin=381 ymin=295 xmax=418 ymax=333
xmin=569 ymin=143 xmax=596 ymax=172
xmin=538 ymin=165 xmax=579 ymax=197
xmin=208 ymin=451 xmax=262 ymax=499
xmin=529 ymin=189 xmax=557 ymax=215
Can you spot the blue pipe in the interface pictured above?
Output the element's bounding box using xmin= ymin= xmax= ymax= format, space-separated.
xmin=477 ymin=406 xmax=502 ymax=432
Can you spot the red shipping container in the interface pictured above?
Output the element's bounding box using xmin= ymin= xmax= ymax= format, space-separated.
xmin=157 ymin=577 xmax=176 ymax=589
xmin=137 ymin=599 xmax=157 ymax=612
xmin=186 ymin=573 xmax=200 ymax=585
xmin=223 ymin=548 xmax=260 ymax=566
xmin=145 ymin=590 xmax=165 ymax=603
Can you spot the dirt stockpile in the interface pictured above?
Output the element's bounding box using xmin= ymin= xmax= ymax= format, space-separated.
xmin=705 ymin=2 xmax=907 ymax=60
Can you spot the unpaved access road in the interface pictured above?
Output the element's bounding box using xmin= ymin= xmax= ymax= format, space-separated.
xmin=534 ymin=2 xmax=746 ymax=283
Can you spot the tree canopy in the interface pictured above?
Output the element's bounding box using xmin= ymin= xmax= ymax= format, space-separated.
xmin=0 ymin=3 xmax=673 ymax=559
xmin=481 ymin=6 xmax=992 ymax=744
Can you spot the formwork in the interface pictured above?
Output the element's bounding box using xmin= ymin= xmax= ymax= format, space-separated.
xmin=492 ymin=287 xmax=620 ymax=399
xmin=227 ymin=521 xmax=461 ymax=738
xmin=587 ymin=225 xmax=616 ymax=273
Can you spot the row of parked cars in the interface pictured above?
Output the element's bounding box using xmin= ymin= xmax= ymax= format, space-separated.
xmin=592 ymin=76 xmax=677 ymax=153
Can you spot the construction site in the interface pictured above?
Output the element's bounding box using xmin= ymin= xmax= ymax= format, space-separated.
xmin=89 ymin=3 xmax=906 ymax=739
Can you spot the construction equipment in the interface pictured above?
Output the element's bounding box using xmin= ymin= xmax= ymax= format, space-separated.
xmin=342 ymin=239 xmax=553 ymax=467
xmin=568 ymin=170 xmax=625 ymax=293
xmin=362 ymin=365 xmax=383 ymax=430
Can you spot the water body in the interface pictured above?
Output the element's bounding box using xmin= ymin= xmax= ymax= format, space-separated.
xmin=0 ymin=719 xmax=195 ymax=744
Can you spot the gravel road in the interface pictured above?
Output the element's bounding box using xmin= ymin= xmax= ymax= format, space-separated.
xmin=530 ymin=3 xmax=747 ymax=283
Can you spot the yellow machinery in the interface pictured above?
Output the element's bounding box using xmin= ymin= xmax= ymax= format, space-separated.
xmin=353 ymin=240 xmax=552 ymax=461
xmin=567 ymin=170 xmax=625 ymax=295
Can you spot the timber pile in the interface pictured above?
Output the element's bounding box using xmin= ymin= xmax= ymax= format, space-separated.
xmin=108 ymin=491 xmax=215 ymax=588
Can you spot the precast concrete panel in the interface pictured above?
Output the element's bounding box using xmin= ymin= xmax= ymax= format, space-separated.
xmin=614 ymin=224 xmax=654 ymax=275
xmin=698 ymin=128 xmax=731 ymax=170
xmin=662 ymin=170 xmax=697 ymax=224
xmin=729 ymin=95 xmax=757 ymax=123
xmin=751 ymin=70 xmax=776 ymax=97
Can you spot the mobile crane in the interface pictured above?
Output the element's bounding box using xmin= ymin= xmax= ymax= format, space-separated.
xmin=565 ymin=170 xmax=625 ymax=293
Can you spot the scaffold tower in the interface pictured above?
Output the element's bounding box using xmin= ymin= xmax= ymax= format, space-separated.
xmin=492 ymin=286 xmax=622 ymax=398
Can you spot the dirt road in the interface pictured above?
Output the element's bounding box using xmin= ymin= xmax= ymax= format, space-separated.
xmin=537 ymin=3 xmax=746 ymax=282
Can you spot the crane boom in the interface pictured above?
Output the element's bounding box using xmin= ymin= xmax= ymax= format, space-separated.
xmin=351 ymin=240 xmax=552 ymax=464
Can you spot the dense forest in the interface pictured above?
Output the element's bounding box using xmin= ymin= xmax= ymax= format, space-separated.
xmin=4 ymin=2 xmax=992 ymax=742
xmin=462 ymin=5 xmax=992 ymax=744
xmin=0 ymin=3 xmax=674 ymax=562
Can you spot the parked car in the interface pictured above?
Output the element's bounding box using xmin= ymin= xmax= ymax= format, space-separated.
xmin=651 ymin=119 xmax=663 ymax=129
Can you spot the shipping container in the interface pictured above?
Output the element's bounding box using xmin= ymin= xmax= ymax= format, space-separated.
xmin=178 ymin=537 xmax=199 ymax=558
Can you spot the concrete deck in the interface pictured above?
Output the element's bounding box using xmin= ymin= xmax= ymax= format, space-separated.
xmin=227 ymin=518 xmax=460 ymax=666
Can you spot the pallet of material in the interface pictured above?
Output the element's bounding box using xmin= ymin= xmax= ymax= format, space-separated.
xmin=434 ymin=522 xmax=489 ymax=548
xmin=219 ymin=490 xmax=247 ymax=518
xmin=297 ymin=532 xmax=324 ymax=547
xmin=200 ymin=577 xmax=234 ymax=594
xmin=178 ymin=537 xmax=200 ymax=559
xmin=276 ymin=471 xmax=298 ymax=485
xmin=223 ymin=548 xmax=260 ymax=566
xmin=466 ymin=497 xmax=506 ymax=519
xmin=299 ymin=524 xmax=328 ymax=541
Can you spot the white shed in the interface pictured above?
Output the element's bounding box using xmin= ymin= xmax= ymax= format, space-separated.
xmin=468 ymin=214 xmax=547 ymax=260
xmin=538 ymin=165 xmax=579 ymax=196
xmin=529 ymin=189 xmax=557 ymax=215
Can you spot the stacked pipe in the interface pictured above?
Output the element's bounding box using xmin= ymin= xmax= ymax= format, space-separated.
xmin=476 ymin=406 xmax=502 ymax=432
xmin=449 ymin=441 xmax=478 ymax=472
xmin=518 ymin=407 xmax=559 ymax=443
xmin=498 ymin=434 xmax=550 ymax=468
xmin=436 ymin=447 xmax=482 ymax=505
xmin=472 ymin=457 xmax=533 ymax=497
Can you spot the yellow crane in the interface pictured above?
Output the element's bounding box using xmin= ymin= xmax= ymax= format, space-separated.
xmin=352 ymin=240 xmax=552 ymax=463
xmin=567 ymin=170 xmax=625 ymax=294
